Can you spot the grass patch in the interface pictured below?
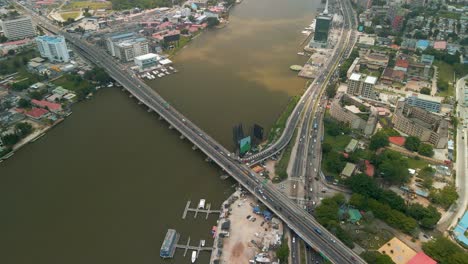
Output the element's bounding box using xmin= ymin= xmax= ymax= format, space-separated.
xmin=406 ymin=156 xmax=428 ymax=169
xmin=60 ymin=11 xmax=81 ymax=20
xmin=324 ymin=133 xmax=352 ymax=152
xmin=165 ymin=35 xmax=192 ymax=58
xmin=434 ymin=61 xmax=455 ymax=97
xmin=267 ymin=95 xmax=300 ymax=144
xmin=273 ymin=130 xmax=297 ymax=183
xmin=67 ymin=1 xmax=112 ymax=9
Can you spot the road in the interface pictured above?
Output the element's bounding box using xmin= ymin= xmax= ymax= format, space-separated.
xmin=450 ymin=75 xmax=468 ymax=229
xmin=17 ymin=1 xmax=365 ymax=263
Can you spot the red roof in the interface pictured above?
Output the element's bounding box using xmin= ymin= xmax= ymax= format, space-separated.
xmin=392 ymin=70 xmax=406 ymax=81
xmin=17 ymin=107 xmax=49 ymax=118
xmin=395 ymin=59 xmax=409 ymax=68
xmin=364 ymin=160 xmax=374 ymax=177
xmin=407 ymin=252 xmax=437 ymax=264
xmin=433 ymin=41 xmax=447 ymax=50
xmin=389 ymin=136 xmax=405 ymax=146
xmin=31 ymin=99 xmax=62 ymax=111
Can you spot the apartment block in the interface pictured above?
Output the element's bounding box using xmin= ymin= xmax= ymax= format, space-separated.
xmin=35 ymin=35 xmax=70 ymax=62
xmin=392 ymin=100 xmax=448 ymax=148
xmin=346 ymin=73 xmax=377 ymax=99
xmin=406 ymin=93 xmax=442 ymax=113
xmin=0 ymin=16 xmax=35 ymax=40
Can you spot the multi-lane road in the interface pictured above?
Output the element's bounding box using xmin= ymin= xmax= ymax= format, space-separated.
xmin=17 ymin=0 xmax=365 ymax=263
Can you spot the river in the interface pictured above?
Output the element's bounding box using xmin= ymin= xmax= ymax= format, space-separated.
xmin=0 ymin=0 xmax=319 ymax=263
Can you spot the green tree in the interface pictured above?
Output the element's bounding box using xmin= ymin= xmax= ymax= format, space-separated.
xmin=181 ymin=28 xmax=189 ymax=35
xmin=361 ymin=251 xmax=395 ymax=264
xmin=374 ymin=150 xmax=409 ymax=185
xmin=1 ymin=133 xmax=20 ymax=146
xmin=420 ymin=87 xmax=431 ymax=95
xmin=404 ymin=136 xmax=421 ymax=151
xmin=206 ymin=17 xmax=220 ymax=28
xmin=422 ymin=237 xmax=468 ymax=264
xmin=17 ymin=98 xmax=31 ymax=109
xmin=418 ymin=143 xmax=434 ymax=157
xmin=15 ymin=122 xmax=33 ymax=138
xmin=429 ymin=185 xmax=458 ymax=208
xmin=369 ymin=130 xmax=389 ymax=150
xmin=276 ymin=239 xmax=289 ymax=263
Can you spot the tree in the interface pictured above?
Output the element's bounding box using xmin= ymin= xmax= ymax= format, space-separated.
xmin=374 ymin=150 xmax=410 ymax=185
xmin=322 ymin=142 xmax=332 ymax=154
xmin=361 ymin=251 xmax=395 ymax=264
xmin=406 ymin=204 xmax=440 ymax=229
xmin=15 ymin=122 xmax=33 ymax=137
xmin=1 ymin=133 xmax=20 ymax=146
xmin=418 ymin=143 xmax=434 ymax=157
xmin=7 ymin=49 xmax=15 ymax=56
xmin=437 ymin=79 xmax=449 ymax=91
xmin=422 ymin=237 xmax=468 ymax=264
xmin=429 ymin=185 xmax=458 ymax=208
xmin=188 ymin=15 xmax=195 ymax=22
xmin=420 ymin=87 xmax=431 ymax=95
xmin=206 ymin=17 xmax=220 ymax=28
xmin=17 ymin=98 xmax=31 ymax=109
xmin=404 ymin=136 xmax=421 ymax=151
xmin=276 ymin=239 xmax=289 ymax=263
xmin=180 ymin=28 xmax=189 ymax=35
xmin=369 ymin=130 xmax=389 ymax=150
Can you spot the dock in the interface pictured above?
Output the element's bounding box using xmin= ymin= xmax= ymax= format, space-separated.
xmin=175 ymin=236 xmax=213 ymax=259
xmin=182 ymin=200 xmax=221 ymax=220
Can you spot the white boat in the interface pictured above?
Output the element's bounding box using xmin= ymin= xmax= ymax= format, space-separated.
xmin=157 ymin=74 xmax=162 ymax=78
xmin=198 ymin=199 xmax=206 ymax=209
xmin=200 ymin=240 xmax=205 ymax=247
xmin=160 ymin=73 xmax=165 ymax=77
xmin=191 ymin=251 xmax=197 ymax=263
xmin=169 ymin=66 xmax=174 ymax=70
xmin=301 ymin=30 xmax=311 ymax=35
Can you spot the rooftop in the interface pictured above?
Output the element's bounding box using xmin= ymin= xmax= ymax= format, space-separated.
xmin=36 ymin=35 xmax=65 ymax=44
xmin=341 ymin=162 xmax=356 ymax=177
xmin=407 ymin=93 xmax=443 ymax=103
xmin=364 ymin=76 xmax=377 ymax=84
xmin=378 ymin=237 xmax=416 ymax=264
xmin=389 ymin=136 xmax=405 ymax=146
xmin=349 ymin=73 xmax=361 ymax=81
xmin=134 ymin=53 xmax=159 ymax=60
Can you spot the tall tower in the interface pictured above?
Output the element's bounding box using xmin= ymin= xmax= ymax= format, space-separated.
xmin=310 ymin=0 xmax=333 ymax=48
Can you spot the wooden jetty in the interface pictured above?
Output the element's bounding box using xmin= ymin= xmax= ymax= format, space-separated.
xmin=182 ymin=200 xmax=221 ymax=220
xmin=175 ymin=237 xmax=213 ymax=259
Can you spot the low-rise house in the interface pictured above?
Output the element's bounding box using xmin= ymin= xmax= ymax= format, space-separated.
xmin=31 ymin=99 xmax=62 ymax=113
xmin=340 ymin=162 xmax=356 ymax=178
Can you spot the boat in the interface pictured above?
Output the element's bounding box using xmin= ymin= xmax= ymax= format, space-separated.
xmin=152 ymin=70 xmax=159 ymax=74
xmin=200 ymin=240 xmax=205 ymax=247
xmin=211 ymin=226 xmax=217 ymax=238
xmin=198 ymin=199 xmax=206 ymax=209
xmin=160 ymin=73 xmax=165 ymax=77
xmin=301 ymin=30 xmax=311 ymax=35
xmin=191 ymin=251 xmax=197 ymax=263
xmin=169 ymin=66 xmax=174 ymax=70
xmin=290 ymin=65 xmax=303 ymax=71
xmin=157 ymin=74 xmax=162 ymax=78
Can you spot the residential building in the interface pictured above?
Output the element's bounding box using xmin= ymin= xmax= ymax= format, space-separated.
xmin=134 ymin=53 xmax=160 ymax=71
xmin=346 ymin=73 xmax=377 ymax=99
xmin=346 ymin=57 xmax=360 ymax=78
xmin=35 ymin=35 xmax=70 ymax=62
xmin=114 ymin=37 xmax=149 ymax=62
xmin=360 ymin=51 xmax=389 ymax=70
xmin=392 ymin=100 xmax=448 ymax=148
xmin=105 ymin=32 xmax=136 ymax=56
xmin=387 ymin=5 xmax=406 ymax=31
xmin=420 ymin=54 xmax=435 ymax=65
xmin=340 ymin=163 xmax=356 ymax=178
xmin=329 ymin=93 xmax=377 ymax=136
xmin=0 ymin=16 xmax=35 ymax=40
xmin=406 ymin=93 xmax=442 ymax=113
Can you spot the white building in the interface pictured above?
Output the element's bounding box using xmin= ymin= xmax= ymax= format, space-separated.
xmin=134 ymin=53 xmax=160 ymax=71
xmin=35 ymin=35 xmax=70 ymax=62
xmin=406 ymin=93 xmax=443 ymax=113
xmin=0 ymin=16 xmax=35 ymax=40
xmin=346 ymin=73 xmax=377 ymax=99
xmin=115 ymin=37 xmax=149 ymax=62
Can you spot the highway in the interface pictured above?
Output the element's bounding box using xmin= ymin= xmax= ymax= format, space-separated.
xmin=17 ymin=1 xmax=365 ymax=263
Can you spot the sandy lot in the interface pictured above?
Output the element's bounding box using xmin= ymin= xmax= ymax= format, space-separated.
xmin=217 ymin=194 xmax=282 ymax=264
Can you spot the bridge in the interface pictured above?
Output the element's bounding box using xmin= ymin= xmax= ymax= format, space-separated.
xmin=18 ymin=1 xmax=364 ymax=263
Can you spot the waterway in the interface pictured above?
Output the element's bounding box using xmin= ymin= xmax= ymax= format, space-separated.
xmin=0 ymin=0 xmax=320 ymax=263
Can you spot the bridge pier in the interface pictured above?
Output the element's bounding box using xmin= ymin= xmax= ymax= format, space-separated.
xmin=180 ymin=135 xmax=185 ymax=140
xmin=129 ymin=94 xmax=133 ymax=98
xmin=169 ymin=125 xmax=173 ymax=130
xmin=192 ymin=145 xmax=198 ymax=150
xmin=138 ymin=101 xmax=143 ymax=105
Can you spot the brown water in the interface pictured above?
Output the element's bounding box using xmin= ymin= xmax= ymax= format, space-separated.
xmin=0 ymin=0 xmax=318 ymax=263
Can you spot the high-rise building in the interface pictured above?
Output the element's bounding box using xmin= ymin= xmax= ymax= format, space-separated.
xmin=35 ymin=35 xmax=70 ymax=62
xmin=346 ymin=73 xmax=378 ymax=99
xmin=105 ymin=32 xmax=149 ymax=62
xmin=0 ymin=16 xmax=35 ymax=40
xmin=314 ymin=14 xmax=332 ymax=43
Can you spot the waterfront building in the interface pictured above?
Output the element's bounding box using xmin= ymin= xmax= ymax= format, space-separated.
xmin=406 ymin=93 xmax=442 ymax=113
xmin=346 ymin=73 xmax=377 ymax=99
xmin=35 ymin=35 xmax=70 ymax=62
xmin=0 ymin=16 xmax=35 ymax=40
xmin=392 ymin=100 xmax=448 ymax=148
xmin=310 ymin=13 xmax=332 ymax=48
xmin=112 ymin=37 xmax=149 ymax=62
xmin=134 ymin=53 xmax=160 ymax=71
xmin=105 ymin=32 xmax=136 ymax=56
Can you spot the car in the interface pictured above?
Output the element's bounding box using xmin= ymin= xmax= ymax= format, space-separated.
xmin=292 ymin=237 xmax=296 ymax=243
xmin=246 ymin=215 xmax=251 ymax=220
